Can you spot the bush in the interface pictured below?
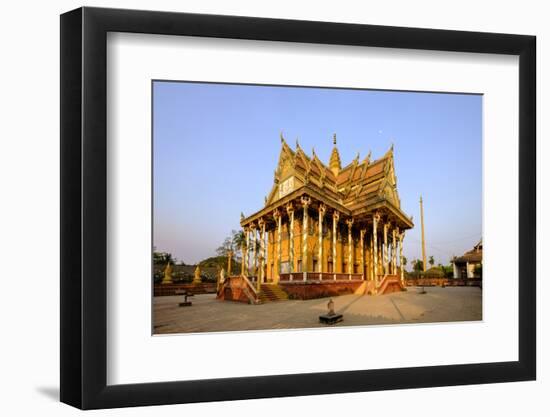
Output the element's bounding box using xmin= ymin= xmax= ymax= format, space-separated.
xmin=474 ymin=264 xmax=483 ymax=278
xmin=423 ymin=266 xmax=445 ymax=277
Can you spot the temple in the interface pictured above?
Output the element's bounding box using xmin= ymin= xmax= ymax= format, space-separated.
xmin=219 ymin=134 xmax=414 ymax=302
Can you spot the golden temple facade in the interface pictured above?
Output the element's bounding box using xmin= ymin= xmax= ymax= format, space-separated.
xmin=240 ymin=134 xmax=413 ymax=286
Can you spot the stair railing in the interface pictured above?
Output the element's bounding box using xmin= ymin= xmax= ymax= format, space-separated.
xmin=241 ymin=274 xmax=259 ymax=302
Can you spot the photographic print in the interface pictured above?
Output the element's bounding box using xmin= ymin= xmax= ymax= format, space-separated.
xmin=60 ymin=9 xmax=536 ymax=407
xmin=152 ymin=81 xmax=482 ymax=335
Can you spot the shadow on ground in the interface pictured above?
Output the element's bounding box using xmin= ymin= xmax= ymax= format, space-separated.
xmin=35 ymin=386 xmax=59 ymax=401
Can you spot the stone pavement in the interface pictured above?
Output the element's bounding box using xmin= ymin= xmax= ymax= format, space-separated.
xmin=153 ymin=286 xmax=482 ymax=334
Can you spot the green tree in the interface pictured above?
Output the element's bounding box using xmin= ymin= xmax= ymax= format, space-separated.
xmin=442 ymin=264 xmax=454 ymax=278
xmin=153 ymin=251 xmax=174 ymax=265
xmin=215 ymin=229 xmax=255 ymax=275
xmin=413 ymin=259 xmax=424 ymax=272
xmin=216 ymin=229 xmax=251 ymax=262
xmin=216 ymin=236 xmax=234 ymax=257
xmin=232 ymin=229 xmax=246 ymax=262
xmin=474 ymin=264 xmax=483 ymax=278
xmin=428 ymin=256 xmax=435 ymax=267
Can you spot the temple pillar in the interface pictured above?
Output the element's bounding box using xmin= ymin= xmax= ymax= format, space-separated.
xmin=360 ymin=229 xmax=365 ymax=280
xmin=258 ymin=219 xmax=265 ymax=287
xmin=227 ymin=250 xmax=233 ymax=276
xmin=381 ymin=242 xmax=384 ymax=274
xmin=346 ymin=218 xmax=354 ymax=277
xmin=243 ymin=226 xmax=249 ymax=276
xmin=273 ymin=209 xmax=282 ymax=283
xmin=241 ymin=242 xmax=245 ymax=275
xmin=332 ymin=211 xmax=339 ymax=279
xmin=399 ymin=231 xmax=405 ymax=283
xmin=301 ymin=196 xmax=311 ymax=280
xmin=250 ymin=223 xmax=257 ymax=278
xmin=286 ymin=203 xmax=295 ymax=275
xmin=392 ymin=227 xmax=398 ymax=275
xmin=379 ymin=240 xmax=383 ymax=274
xmin=369 ymin=234 xmax=373 ymax=280
xmin=373 ymin=213 xmax=379 ymax=282
xmin=318 ymin=204 xmax=326 ymax=273
xmin=383 ymin=222 xmax=389 ymax=275
xmin=369 ymin=233 xmax=373 ymax=280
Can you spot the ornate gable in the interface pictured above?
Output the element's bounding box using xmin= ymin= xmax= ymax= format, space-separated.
xmin=381 ymin=146 xmax=401 ymax=207
xmin=266 ymin=136 xmax=299 ymax=206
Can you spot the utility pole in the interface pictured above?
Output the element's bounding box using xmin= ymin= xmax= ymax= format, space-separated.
xmin=420 ymin=195 xmax=427 ymax=272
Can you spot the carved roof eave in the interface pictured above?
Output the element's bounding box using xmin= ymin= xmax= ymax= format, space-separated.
xmin=351 ymin=198 xmax=414 ymax=229
xmin=240 ymin=184 xmax=351 ymax=227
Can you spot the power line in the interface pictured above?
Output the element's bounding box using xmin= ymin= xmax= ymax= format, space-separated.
xmin=407 ymin=236 xmax=454 ymax=259
xmin=427 ymin=234 xmax=481 ymax=245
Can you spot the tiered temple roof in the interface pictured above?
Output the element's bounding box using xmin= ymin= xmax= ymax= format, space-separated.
xmin=241 ymin=134 xmax=413 ymax=230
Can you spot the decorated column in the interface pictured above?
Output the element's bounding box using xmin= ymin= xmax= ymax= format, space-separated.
xmin=241 ymin=241 xmax=246 ymax=276
xmin=373 ymin=212 xmax=380 ymax=282
xmin=286 ymin=203 xmax=295 ymax=275
xmin=258 ymin=218 xmax=265 ymax=286
xmin=379 ymin=240 xmax=384 ymax=275
xmin=392 ymin=227 xmax=398 ymax=275
xmin=369 ymin=233 xmax=374 ymax=280
xmin=301 ymin=196 xmax=311 ymax=279
xmin=332 ymin=211 xmax=339 ymax=278
xmin=360 ymin=229 xmax=366 ymax=280
xmin=250 ymin=223 xmax=257 ymax=278
xmin=346 ymin=218 xmax=354 ymax=277
xmin=383 ymin=221 xmax=389 ymax=275
xmin=318 ymin=204 xmax=326 ymax=273
xmin=227 ymin=250 xmax=233 ymax=276
xmin=244 ymin=226 xmax=250 ymax=276
xmin=264 ymin=224 xmax=269 ymax=280
xmin=273 ymin=209 xmax=282 ymax=282
xmin=399 ymin=231 xmax=405 ymax=283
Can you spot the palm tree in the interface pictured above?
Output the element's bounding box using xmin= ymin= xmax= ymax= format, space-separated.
xmin=413 ymin=259 xmax=423 ymax=272
xmin=232 ymin=229 xmax=246 ymax=253
xmin=428 ymin=256 xmax=435 ymax=267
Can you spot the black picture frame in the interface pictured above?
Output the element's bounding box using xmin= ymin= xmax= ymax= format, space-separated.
xmin=60 ymin=6 xmax=536 ymax=410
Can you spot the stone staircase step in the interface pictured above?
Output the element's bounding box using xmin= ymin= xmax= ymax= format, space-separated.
xmin=258 ymin=284 xmax=289 ymax=303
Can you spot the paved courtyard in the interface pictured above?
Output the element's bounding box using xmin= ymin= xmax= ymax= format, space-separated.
xmin=153 ymin=286 xmax=482 ymax=334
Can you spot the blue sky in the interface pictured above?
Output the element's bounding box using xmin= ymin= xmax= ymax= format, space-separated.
xmin=153 ymin=81 xmax=482 ymax=266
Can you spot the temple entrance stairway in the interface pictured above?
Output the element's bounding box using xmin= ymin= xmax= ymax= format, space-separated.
xmin=376 ymin=274 xmax=405 ymax=295
xmin=258 ymin=284 xmax=289 ymax=303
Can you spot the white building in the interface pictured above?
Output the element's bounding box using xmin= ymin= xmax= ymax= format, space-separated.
xmin=452 ymin=240 xmax=482 ymax=279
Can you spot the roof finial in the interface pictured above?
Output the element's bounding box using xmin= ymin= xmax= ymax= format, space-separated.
xmin=333 ymin=133 xmax=337 ymax=145
xmin=296 ymin=137 xmax=300 ymax=149
xmin=280 ymin=131 xmax=285 ymax=143
xmin=329 ymin=134 xmax=342 ymax=176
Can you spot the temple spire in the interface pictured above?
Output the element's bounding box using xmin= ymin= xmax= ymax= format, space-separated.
xmin=329 ymin=133 xmax=342 ymax=176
